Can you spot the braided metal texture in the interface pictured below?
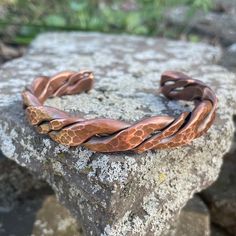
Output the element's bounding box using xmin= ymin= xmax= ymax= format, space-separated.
xmin=22 ymin=70 xmax=217 ymax=153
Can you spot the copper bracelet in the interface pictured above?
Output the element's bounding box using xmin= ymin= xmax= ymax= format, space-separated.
xmin=22 ymin=70 xmax=217 ymax=153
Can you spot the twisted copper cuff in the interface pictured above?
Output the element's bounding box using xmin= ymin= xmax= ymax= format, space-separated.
xmin=22 ymin=70 xmax=217 ymax=153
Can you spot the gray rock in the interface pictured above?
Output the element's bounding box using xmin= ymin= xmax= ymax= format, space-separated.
xmin=166 ymin=6 xmax=236 ymax=45
xmin=0 ymin=157 xmax=49 ymax=212
xmin=0 ymin=192 xmax=82 ymax=236
xmin=174 ymin=196 xmax=210 ymax=236
xmin=201 ymin=146 xmax=236 ymax=235
xmin=0 ymin=32 xmax=235 ymax=236
xmin=211 ymin=225 xmax=231 ymax=236
xmin=0 ymin=157 xmax=53 ymax=236
xmin=0 ymin=150 xmax=5 ymax=159
xmin=220 ymin=44 xmax=236 ymax=73
xmin=212 ymin=0 xmax=236 ymax=15
xmin=165 ymin=196 xmax=210 ymax=236
xmin=0 ymin=188 xmax=53 ymax=236
xmin=32 ymin=195 xmax=82 ymax=236
xmin=0 ymin=194 xmax=212 ymax=236
xmin=0 ymin=42 xmax=26 ymax=63
xmin=0 ymin=197 xmax=44 ymax=236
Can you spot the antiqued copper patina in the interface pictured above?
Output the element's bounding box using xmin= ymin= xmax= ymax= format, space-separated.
xmin=22 ymin=70 xmax=217 ymax=153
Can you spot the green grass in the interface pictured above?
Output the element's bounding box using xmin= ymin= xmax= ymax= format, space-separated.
xmin=0 ymin=0 xmax=212 ymax=45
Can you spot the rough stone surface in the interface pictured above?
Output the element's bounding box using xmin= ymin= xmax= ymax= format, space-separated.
xmin=213 ymin=0 xmax=236 ymax=15
xmin=32 ymin=196 xmax=82 ymax=236
xmin=0 ymin=154 xmax=54 ymax=236
xmin=0 ymin=188 xmax=53 ymax=236
xmin=220 ymin=44 xmax=236 ymax=73
xmin=0 ymin=32 xmax=236 ymax=236
xmin=174 ymin=196 xmax=210 ymax=236
xmin=0 ymin=191 xmax=81 ymax=236
xmin=0 ymin=156 xmax=48 ymax=212
xmin=165 ymin=195 xmax=210 ymax=236
xmin=0 ymin=42 xmax=26 ymax=64
xmin=211 ymin=225 xmax=231 ymax=236
xmin=0 ymin=153 xmax=78 ymax=236
xmin=166 ymin=6 xmax=236 ymax=45
xmin=201 ymin=139 xmax=236 ymax=236
xmin=0 ymin=189 xmax=83 ymax=236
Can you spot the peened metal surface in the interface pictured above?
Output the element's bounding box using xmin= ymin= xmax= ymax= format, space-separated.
xmin=22 ymin=70 xmax=218 ymax=153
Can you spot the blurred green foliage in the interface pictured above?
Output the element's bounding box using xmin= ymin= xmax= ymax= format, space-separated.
xmin=0 ymin=0 xmax=212 ymax=44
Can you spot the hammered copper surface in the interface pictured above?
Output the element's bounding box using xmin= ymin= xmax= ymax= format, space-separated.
xmin=22 ymin=70 xmax=217 ymax=153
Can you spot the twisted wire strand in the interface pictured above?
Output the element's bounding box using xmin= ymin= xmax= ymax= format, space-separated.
xmin=22 ymin=70 xmax=217 ymax=153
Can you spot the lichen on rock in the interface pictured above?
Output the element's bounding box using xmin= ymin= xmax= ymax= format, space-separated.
xmin=0 ymin=32 xmax=235 ymax=236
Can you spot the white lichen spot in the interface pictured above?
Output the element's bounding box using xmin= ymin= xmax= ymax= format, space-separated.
xmin=0 ymin=123 xmax=16 ymax=160
xmin=52 ymin=161 xmax=65 ymax=176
